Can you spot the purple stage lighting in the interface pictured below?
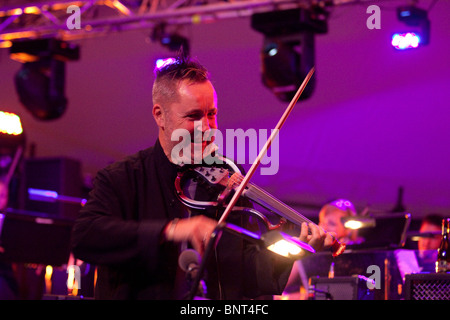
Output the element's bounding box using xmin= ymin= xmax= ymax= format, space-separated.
xmin=155 ymin=57 xmax=177 ymax=70
xmin=391 ymin=32 xmax=421 ymax=50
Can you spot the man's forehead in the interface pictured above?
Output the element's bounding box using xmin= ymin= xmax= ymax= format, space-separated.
xmin=173 ymin=81 xmax=217 ymax=109
xmin=177 ymin=79 xmax=215 ymax=94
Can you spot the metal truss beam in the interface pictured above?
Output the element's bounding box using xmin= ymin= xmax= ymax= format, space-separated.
xmin=0 ymin=0 xmax=321 ymax=45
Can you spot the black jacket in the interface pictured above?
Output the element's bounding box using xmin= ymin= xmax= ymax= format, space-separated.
xmin=71 ymin=140 xmax=292 ymax=299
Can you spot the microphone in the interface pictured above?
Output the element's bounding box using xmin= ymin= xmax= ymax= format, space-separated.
xmin=178 ymin=249 xmax=207 ymax=299
xmin=178 ymin=249 xmax=201 ymax=277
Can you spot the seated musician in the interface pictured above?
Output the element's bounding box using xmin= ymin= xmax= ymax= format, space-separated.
xmin=71 ymin=54 xmax=334 ymax=300
xmin=318 ymin=199 xmax=360 ymax=245
xmin=280 ymin=199 xmax=358 ymax=299
xmin=0 ymin=178 xmax=19 ymax=299
xmin=395 ymin=213 xmax=443 ymax=279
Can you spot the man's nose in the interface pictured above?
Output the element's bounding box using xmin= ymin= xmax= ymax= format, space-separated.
xmin=202 ymin=116 xmax=212 ymax=131
xmin=195 ymin=117 xmax=211 ymax=132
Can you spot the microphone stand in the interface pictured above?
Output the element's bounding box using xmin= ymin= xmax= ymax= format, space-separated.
xmin=184 ymin=222 xmax=269 ymax=300
xmin=185 ymin=223 xmax=225 ymax=300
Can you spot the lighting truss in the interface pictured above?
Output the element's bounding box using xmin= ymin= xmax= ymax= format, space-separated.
xmin=0 ymin=0 xmax=369 ymax=45
xmin=0 ymin=0 xmax=315 ymax=45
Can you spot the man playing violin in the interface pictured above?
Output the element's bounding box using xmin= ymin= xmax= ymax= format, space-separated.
xmin=71 ymin=54 xmax=333 ymax=299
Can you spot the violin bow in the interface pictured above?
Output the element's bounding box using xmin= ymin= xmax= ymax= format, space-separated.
xmin=218 ymin=67 xmax=315 ymax=225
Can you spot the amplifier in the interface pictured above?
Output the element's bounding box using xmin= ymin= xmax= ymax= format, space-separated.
xmin=404 ymin=273 xmax=450 ymax=300
xmin=309 ymin=275 xmax=375 ymax=300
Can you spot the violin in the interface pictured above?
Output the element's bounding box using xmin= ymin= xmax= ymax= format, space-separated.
xmin=175 ymin=157 xmax=346 ymax=257
xmin=175 ymin=67 xmax=346 ymax=257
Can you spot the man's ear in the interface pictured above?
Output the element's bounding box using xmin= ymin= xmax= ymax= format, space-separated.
xmin=152 ymin=104 xmax=165 ymax=129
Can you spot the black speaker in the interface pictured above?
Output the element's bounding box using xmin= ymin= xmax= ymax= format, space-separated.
xmin=404 ymin=273 xmax=450 ymax=300
xmin=24 ymin=157 xmax=82 ymax=220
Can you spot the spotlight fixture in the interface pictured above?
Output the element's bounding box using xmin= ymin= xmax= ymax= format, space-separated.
xmin=393 ymin=6 xmax=430 ymax=50
xmin=155 ymin=57 xmax=178 ymax=70
xmin=251 ymin=8 xmax=328 ymax=102
xmin=341 ymin=216 xmax=376 ymax=230
xmin=262 ymin=230 xmax=315 ymax=258
xmin=151 ymin=23 xmax=190 ymax=57
xmin=391 ymin=32 xmax=421 ymax=50
xmin=224 ymin=222 xmax=314 ymax=258
xmin=160 ymin=33 xmax=190 ymax=54
xmin=0 ymin=111 xmax=23 ymax=136
xmin=10 ymin=39 xmax=80 ymax=120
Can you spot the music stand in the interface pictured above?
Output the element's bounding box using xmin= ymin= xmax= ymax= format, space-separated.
xmin=347 ymin=212 xmax=411 ymax=250
xmin=0 ymin=209 xmax=73 ymax=266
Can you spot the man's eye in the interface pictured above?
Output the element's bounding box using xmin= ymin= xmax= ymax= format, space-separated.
xmin=187 ymin=113 xmax=202 ymax=120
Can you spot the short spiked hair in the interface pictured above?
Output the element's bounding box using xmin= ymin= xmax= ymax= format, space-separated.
xmin=152 ymin=55 xmax=210 ymax=107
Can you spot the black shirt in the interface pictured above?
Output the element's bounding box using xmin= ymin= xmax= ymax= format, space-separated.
xmin=71 ymin=139 xmax=292 ymax=299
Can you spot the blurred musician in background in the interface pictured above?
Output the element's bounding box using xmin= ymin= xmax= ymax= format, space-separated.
xmin=279 ymin=199 xmax=359 ymax=299
xmin=417 ymin=214 xmax=443 ymax=252
xmin=318 ymin=199 xmax=360 ymax=245
xmin=395 ymin=213 xmax=444 ymax=279
xmin=0 ymin=178 xmax=18 ymax=299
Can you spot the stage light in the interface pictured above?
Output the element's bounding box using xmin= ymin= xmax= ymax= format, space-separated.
xmin=0 ymin=111 xmax=25 ymax=181
xmin=264 ymin=232 xmax=304 ymax=257
xmin=155 ymin=57 xmax=177 ymax=70
xmin=267 ymin=240 xmax=302 ymax=257
xmin=391 ymin=32 xmax=421 ymax=50
xmin=341 ymin=216 xmax=376 ymax=230
xmin=397 ymin=6 xmax=428 ymax=26
xmin=344 ymin=220 xmax=363 ymax=230
xmin=0 ymin=111 xmax=23 ymax=136
xmin=14 ymin=59 xmax=68 ymax=120
xmin=10 ymin=39 xmax=79 ymax=120
xmin=251 ymin=8 xmax=328 ymax=102
xmin=224 ymin=223 xmax=314 ymax=259
xmin=151 ymin=23 xmax=190 ymax=57
xmin=260 ymin=37 xmax=315 ymax=102
xmin=0 ymin=111 xmax=25 ymax=149
xmin=266 ymin=44 xmax=278 ymax=57
xmin=160 ymin=33 xmax=190 ymax=53
xmin=407 ymin=230 xmax=441 ymax=242
xmin=393 ymin=5 xmax=430 ymax=49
